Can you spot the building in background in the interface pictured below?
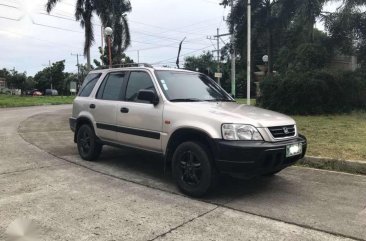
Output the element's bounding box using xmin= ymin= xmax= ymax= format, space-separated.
xmin=0 ymin=78 xmax=6 ymax=89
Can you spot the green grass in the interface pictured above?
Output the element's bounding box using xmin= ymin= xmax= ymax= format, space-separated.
xmin=236 ymin=99 xmax=366 ymax=161
xmin=294 ymin=112 xmax=366 ymax=161
xmin=0 ymin=95 xmax=75 ymax=108
xmin=236 ymin=99 xmax=257 ymax=105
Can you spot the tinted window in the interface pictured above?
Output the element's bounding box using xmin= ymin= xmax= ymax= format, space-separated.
xmin=97 ymin=72 xmax=125 ymax=101
xmin=79 ymin=73 xmax=101 ymax=97
xmin=125 ymin=72 xmax=155 ymax=102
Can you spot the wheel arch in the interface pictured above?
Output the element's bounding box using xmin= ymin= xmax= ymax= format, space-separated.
xmin=74 ymin=116 xmax=95 ymax=143
xmin=164 ymin=128 xmax=217 ymax=168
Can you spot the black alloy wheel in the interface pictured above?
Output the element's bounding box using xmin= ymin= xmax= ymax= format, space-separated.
xmin=77 ymin=124 xmax=102 ymax=161
xmin=172 ymin=141 xmax=217 ymax=197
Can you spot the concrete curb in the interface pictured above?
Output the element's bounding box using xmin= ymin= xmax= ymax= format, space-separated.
xmin=298 ymin=156 xmax=366 ymax=175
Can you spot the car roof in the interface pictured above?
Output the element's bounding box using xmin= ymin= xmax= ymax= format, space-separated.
xmin=88 ymin=66 xmax=196 ymax=75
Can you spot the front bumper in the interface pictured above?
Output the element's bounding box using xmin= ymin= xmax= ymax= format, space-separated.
xmin=212 ymin=135 xmax=307 ymax=177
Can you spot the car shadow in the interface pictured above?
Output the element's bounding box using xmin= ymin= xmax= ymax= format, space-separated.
xmin=82 ymin=146 xmax=287 ymax=204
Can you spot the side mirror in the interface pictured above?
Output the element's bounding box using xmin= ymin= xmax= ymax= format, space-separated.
xmin=137 ymin=89 xmax=159 ymax=105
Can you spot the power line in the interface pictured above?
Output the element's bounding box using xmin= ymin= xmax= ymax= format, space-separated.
xmin=0 ymin=16 xmax=20 ymax=21
xmin=0 ymin=3 xmax=18 ymax=9
xmin=152 ymin=45 xmax=213 ymax=64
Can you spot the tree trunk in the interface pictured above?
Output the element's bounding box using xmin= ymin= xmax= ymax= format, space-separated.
xmin=267 ymin=28 xmax=274 ymax=75
xmin=86 ymin=49 xmax=91 ymax=71
xmin=309 ymin=20 xmax=315 ymax=43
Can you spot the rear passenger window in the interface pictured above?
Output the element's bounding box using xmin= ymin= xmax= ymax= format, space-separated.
xmin=125 ymin=72 xmax=155 ymax=102
xmin=79 ymin=73 xmax=101 ymax=97
xmin=97 ymin=72 xmax=125 ymax=101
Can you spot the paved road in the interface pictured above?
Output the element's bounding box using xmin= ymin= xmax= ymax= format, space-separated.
xmin=0 ymin=105 xmax=365 ymax=240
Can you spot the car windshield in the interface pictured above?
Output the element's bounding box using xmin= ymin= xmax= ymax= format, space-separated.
xmin=155 ymin=70 xmax=234 ymax=102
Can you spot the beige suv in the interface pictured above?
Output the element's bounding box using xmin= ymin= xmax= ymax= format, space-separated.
xmin=70 ymin=65 xmax=307 ymax=197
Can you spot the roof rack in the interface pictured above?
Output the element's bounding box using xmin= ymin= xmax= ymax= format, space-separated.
xmin=95 ymin=63 xmax=153 ymax=70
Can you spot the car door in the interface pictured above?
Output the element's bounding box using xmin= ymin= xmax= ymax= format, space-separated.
xmin=92 ymin=71 xmax=126 ymax=142
xmin=116 ymin=70 xmax=163 ymax=152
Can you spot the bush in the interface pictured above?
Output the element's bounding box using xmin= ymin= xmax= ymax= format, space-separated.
xmin=258 ymin=69 xmax=366 ymax=115
xmin=293 ymin=44 xmax=328 ymax=71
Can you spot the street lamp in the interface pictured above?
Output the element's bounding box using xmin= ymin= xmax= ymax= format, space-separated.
xmin=104 ymin=27 xmax=113 ymax=68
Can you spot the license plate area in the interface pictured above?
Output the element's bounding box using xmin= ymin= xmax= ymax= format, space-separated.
xmin=286 ymin=143 xmax=302 ymax=157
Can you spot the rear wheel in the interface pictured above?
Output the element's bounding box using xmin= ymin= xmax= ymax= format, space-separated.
xmin=77 ymin=124 xmax=102 ymax=161
xmin=172 ymin=141 xmax=217 ymax=197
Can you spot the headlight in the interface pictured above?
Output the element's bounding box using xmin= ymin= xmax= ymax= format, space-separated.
xmin=222 ymin=124 xmax=263 ymax=141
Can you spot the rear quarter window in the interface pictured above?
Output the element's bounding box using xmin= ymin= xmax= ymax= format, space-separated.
xmin=78 ymin=73 xmax=102 ymax=97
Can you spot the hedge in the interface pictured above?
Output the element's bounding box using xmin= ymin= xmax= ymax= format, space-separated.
xmin=258 ymin=69 xmax=366 ymax=115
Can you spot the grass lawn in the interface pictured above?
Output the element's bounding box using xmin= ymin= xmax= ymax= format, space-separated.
xmin=294 ymin=113 xmax=366 ymax=161
xmin=0 ymin=95 xmax=75 ymax=108
xmin=236 ymin=99 xmax=257 ymax=105
xmin=236 ymin=99 xmax=366 ymax=161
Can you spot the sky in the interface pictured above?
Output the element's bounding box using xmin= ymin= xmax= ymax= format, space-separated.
xmin=0 ymin=0 xmax=338 ymax=76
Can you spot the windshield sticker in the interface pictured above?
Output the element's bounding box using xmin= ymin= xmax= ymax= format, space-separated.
xmin=161 ymin=80 xmax=166 ymax=84
xmin=162 ymin=83 xmax=169 ymax=90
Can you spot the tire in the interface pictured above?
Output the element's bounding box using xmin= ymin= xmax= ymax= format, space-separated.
xmin=77 ymin=124 xmax=102 ymax=161
xmin=172 ymin=141 xmax=217 ymax=197
xmin=263 ymin=169 xmax=283 ymax=177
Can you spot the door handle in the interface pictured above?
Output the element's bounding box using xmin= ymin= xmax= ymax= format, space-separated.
xmin=120 ymin=107 xmax=129 ymax=113
xmin=89 ymin=104 xmax=96 ymax=109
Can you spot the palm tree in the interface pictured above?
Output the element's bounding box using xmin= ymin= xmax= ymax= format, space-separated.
xmin=225 ymin=0 xmax=296 ymax=73
xmin=296 ymin=0 xmax=327 ymax=42
xmin=96 ymin=0 xmax=132 ymax=64
xmin=45 ymin=0 xmax=131 ymax=69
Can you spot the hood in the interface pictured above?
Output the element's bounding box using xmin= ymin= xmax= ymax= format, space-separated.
xmin=173 ymin=102 xmax=296 ymax=128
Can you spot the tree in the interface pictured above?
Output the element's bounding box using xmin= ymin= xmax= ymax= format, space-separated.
xmin=45 ymin=0 xmax=132 ymax=69
xmin=224 ymin=0 xmax=300 ymax=74
xmin=223 ymin=0 xmax=328 ymax=74
xmin=184 ymin=51 xmax=217 ymax=79
xmin=94 ymin=46 xmax=134 ymax=67
xmin=324 ymin=0 xmax=366 ymax=65
xmin=7 ymin=69 xmax=27 ymax=93
xmin=34 ymin=61 xmax=66 ymax=93
xmin=96 ymin=0 xmax=132 ymax=64
xmin=295 ymin=0 xmax=327 ymax=42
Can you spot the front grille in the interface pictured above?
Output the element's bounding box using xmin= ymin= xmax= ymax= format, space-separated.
xmin=268 ymin=125 xmax=296 ymax=139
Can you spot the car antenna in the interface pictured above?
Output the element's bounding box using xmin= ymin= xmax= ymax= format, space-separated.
xmin=176 ymin=37 xmax=186 ymax=69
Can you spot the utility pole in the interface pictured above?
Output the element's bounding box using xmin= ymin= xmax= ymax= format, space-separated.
xmin=208 ymin=29 xmax=230 ymax=86
xmin=247 ymin=0 xmax=252 ymax=105
xmin=101 ymin=26 xmax=104 ymax=55
xmin=137 ymin=50 xmax=140 ymax=64
xmin=216 ymin=28 xmax=221 ymax=85
xmin=71 ymin=53 xmax=82 ymax=88
xmin=230 ymin=0 xmax=236 ymax=97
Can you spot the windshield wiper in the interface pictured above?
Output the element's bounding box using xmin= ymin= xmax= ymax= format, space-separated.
xmin=204 ymin=99 xmax=235 ymax=102
xmin=170 ymin=98 xmax=203 ymax=102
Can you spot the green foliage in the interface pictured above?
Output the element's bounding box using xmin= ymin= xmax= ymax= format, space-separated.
xmin=0 ymin=69 xmax=27 ymax=92
xmin=94 ymin=47 xmax=134 ymax=67
xmin=34 ymin=60 xmax=66 ymax=94
xmin=184 ymin=51 xmax=216 ymax=79
xmin=258 ymin=69 xmax=366 ymax=115
xmin=293 ymin=43 xmax=328 ymax=71
xmin=46 ymin=0 xmax=132 ymax=67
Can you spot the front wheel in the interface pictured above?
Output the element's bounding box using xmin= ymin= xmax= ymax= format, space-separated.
xmin=172 ymin=141 xmax=217 ymax=197
xmin=263 ymin=169 xmax=283 ymax=177
xmin=77 ymin=124 xmax=102 ymax=161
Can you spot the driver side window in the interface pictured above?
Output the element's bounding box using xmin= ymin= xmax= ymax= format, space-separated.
xmin=125 ymin=72 xmax=155 ymax=102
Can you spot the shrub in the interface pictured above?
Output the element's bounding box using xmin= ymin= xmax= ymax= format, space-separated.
xmin=258 ymin=69 xmax=366 ymax=115
xmin=293 ymin=44 xmax=328 ymax=71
